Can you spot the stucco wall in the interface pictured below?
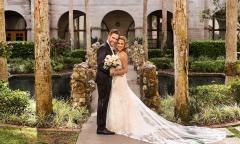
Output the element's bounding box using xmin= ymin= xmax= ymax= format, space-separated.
xmin=5 ymin=0 xmax=209 ymax=41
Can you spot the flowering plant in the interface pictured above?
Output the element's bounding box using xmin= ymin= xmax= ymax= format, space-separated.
xmin=103 ymin=54 xmax=120 ymax=70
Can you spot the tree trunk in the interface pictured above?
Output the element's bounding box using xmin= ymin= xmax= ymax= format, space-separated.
xmin=143 ymin=0 xmax=148 ymax=60
xmin=161 ymin=0 xmax=167 ymax=54
xmin=0 ymin=0 xmax=8 ymax=82
xmin=85 ymin=0 xmax=91 ymax=51
xmin=173 ymin=0 xmax=189 ymax=123
xmin=34 ymin=0 xmax=53 ymax=117
xmin=69 ymin=0 xmax=74 ymax=50
xmin=225 ymin=0 xmax=238 ymax=84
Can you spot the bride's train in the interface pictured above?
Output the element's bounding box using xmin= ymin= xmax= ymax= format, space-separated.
xmin=106 ymin=74 xmax=226 ymax=144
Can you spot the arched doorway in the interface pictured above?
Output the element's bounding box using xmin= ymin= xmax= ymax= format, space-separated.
xmin=208 ymin=17 xmax=225 ymax=40
xmin=101 ymin=10 xmax=135 ymax=42
xmin=58 ymin=10 xmax=86 ymax=48
xmin=5 ymin=11 xmax=27 ymax=41
xmin=208 ymin=10 xmax=227 ymax=40
xmin=148 ymin=10 xmax=173 ymax=49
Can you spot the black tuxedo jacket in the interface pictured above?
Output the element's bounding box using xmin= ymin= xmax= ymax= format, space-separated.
xmin=96 ymin=42 xmax=114 ymax=83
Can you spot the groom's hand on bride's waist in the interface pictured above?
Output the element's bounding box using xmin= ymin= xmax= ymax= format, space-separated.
xmin=112 ymin=69 xmax=124 ymax=76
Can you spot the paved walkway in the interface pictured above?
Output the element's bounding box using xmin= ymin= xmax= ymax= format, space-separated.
xmin=76 ymin=65 xmax=240 ymax=144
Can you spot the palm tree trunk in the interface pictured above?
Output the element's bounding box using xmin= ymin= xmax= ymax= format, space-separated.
xmin=173 ymin=0 xmax=189 ymax=123
xmin=69 ymin=0 xmax=74 ymax=50
xmin=143 ymin=0 xmax=148 ymax=60
xmin=34 ymin=0 xmax=53 ymax=117
xmin=225 ymin=0 xmax=238 ymax=84
xmin=161 ymin=0 xmax=167 ymax=54
xmin=0 ymin=0 xmax=8 ymax=82
xmin=85 ymin=0 xmax=91 ymax=51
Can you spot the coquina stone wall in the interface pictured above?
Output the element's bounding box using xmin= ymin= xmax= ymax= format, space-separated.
xmin=128 ymin=42 xmax=160 ymax=110
xmin=71 ymin=42 xmax=99 ymax=108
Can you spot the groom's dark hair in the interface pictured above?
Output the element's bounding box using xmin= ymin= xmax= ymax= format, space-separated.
xmin=108 ymin=29 xmax=120 ymax=37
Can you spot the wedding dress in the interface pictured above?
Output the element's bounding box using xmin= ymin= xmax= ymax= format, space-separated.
xmin=106 ymin=61 xmax=226 ymax=144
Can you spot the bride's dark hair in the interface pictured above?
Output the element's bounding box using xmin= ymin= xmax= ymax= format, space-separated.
xmin=118 ymin=36 xmax=129 ymax=52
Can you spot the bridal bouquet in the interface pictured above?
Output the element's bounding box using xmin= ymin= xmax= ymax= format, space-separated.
xmin=103 ymin=54 xmax=120 ymax=71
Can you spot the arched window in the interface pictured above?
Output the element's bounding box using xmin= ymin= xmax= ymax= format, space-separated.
xmin=208 ymin=8 xmax=240 ymax=40
xmin=101 ymin=10 xmax=135 ymax=41
xmin=5 ymin=11 xmax=27 ymax=41
xmin=208 ymin=16 xmax=226 ymax=40
xmin=148 ymin=10 xmax=173 ymax=49
xmin=101 ymin=22 xmax=109 ymax=42
xmin=127 ymin=22 xmax=135 ymax=42
xmin=58 ymin=10 xmax=86 ymax=48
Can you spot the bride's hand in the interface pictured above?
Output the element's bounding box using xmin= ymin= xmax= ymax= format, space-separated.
xmin=112 ymin=69 xmax=118 ymax=76
xmin=111 ymin=71 xmax=115 ymax=76
xmin=115 ymin=67 xmax=121 ymax=70
xmin=113 ymin=69 xmax=124 ymax=77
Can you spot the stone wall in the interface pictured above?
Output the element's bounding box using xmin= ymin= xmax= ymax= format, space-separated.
xmin=128 ymin=42 xmax=160 ymax=110
xmin=140 ymin=61 xmax=160 ymax=110
xmin=71 ymin=42 xmax=99 ymax=108
xmin=128 ymin=41 xmax=145 ymax=82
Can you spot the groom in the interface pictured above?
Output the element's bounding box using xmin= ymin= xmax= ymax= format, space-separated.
xmin=96 ymin=29 xmax=120 ymax=135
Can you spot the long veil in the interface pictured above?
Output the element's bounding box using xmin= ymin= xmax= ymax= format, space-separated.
xmin=107 ymin=74 xmax=226 ymax=144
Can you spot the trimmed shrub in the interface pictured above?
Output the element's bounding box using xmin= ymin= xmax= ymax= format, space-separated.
xmin=189 ymin=40 xmax=225 ymax=59
xmin=0 ymin=81 xmax=30 ymax=115
xmin=189 ymin=40 xmax=240 ymax=59
xmin=62 ymin=57 xmax=82 ymax=69
xmin=148 ymin=49 xmax=163 ymax=58
xmin=8 ymin=40 xmax=72 ymax=59
xmin=148 ymin=49 xmax=173 ymax=59
xmin=65 ymin=49 xmax=86 ymax=60
xmin=190 ymin=60 xmax=225 ymax=72
xmin=9 ymin=41 xmax=34 ymax=59
xmin=149 ymin=57 xmax=174 ymax=69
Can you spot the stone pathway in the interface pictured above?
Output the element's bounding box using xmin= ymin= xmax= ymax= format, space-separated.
xmin=76 ymin=65 xmax=240 ymax=144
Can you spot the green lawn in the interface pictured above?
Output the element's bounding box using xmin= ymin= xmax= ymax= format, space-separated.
xmin=0 ymin=126 xmax=79 ymax=144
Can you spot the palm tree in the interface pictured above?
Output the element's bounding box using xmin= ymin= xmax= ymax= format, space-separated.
xmin=143 ymin=0 xmax=148 ymax=60
xmin=34 ymin=0 xmax=53 ymax=117
xmin=0 ymin=0 xmax=8 ymax=81
xmin=69 ymin=0 xmax=74 ymax=50
xmin=173 ymin=0 xmax=189 ymax=123
xmin=85 ymin=0 xmax=91 ymax=51
xmin=161 ymin=0 xmax=167 ymax=54
xmin=225 ymin=0 xmax=238 ymax=84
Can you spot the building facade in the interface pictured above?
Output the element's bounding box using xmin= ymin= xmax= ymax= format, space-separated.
xmin=4 ymin=0 xmax=211 ymax=48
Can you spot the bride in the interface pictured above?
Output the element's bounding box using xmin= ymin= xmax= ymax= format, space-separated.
xmin=106 ymin=36 xmax=226 ymax=144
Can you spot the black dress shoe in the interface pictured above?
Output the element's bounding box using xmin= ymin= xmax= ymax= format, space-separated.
xmin=97 ymin=128 xmax=115 ymax=135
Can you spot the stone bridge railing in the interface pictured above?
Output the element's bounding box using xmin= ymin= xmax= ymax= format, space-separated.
xmin=140 ymin=62 xmax=161 ymax=110
xmin=71 ymin=42 xmax=100 ymax=109
xmin=128 ymin=41 xmax=160 ymax=110
xmin=128 ymin=41 xmax=145 ymax=82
